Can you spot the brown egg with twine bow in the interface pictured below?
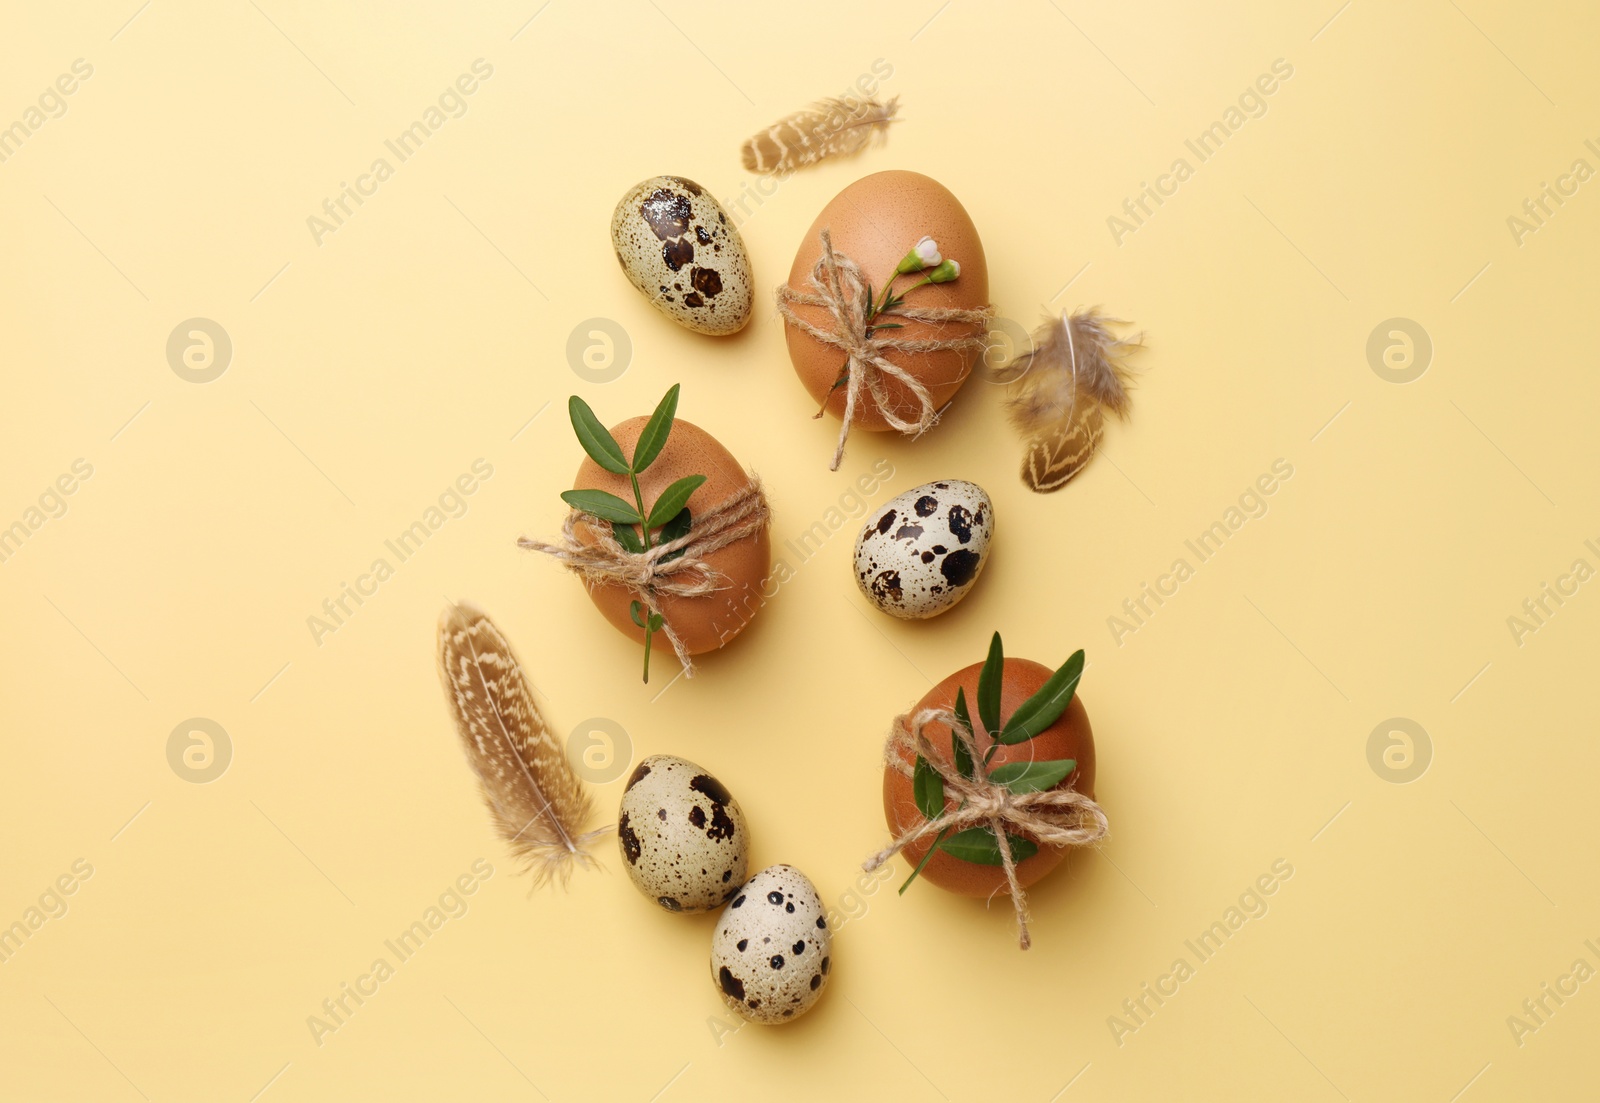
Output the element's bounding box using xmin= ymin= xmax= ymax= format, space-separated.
xmin=867 ymin=633 xmax=1107 ymax=949
xmin=520 ymin=386 xmax=771 ymax=682
xmin=778 ymin=170 xmax=991 ymax=470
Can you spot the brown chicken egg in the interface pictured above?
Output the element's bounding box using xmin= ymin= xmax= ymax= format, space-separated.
xmin=883 ymin=658 xmax=1096 ymax=898
xmin=572 ymin=417 xmax=770 ymax=656
xmin=784 ymin=170 xmax=989 ymax=432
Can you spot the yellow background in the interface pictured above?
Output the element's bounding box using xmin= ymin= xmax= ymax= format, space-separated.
xmin=3 ymin=2 xmax=1596 ymax=1099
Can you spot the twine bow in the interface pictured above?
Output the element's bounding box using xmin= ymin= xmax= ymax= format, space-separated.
xmin=518 ymin=479 xmax=770 ymax=677
xmin=774 ymin=228 xmax=993 ymax=470
xmin=864 ymin=706 xmax=1109 ymax=950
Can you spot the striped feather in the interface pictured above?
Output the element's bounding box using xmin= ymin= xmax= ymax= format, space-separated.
xmin=741 ymin=95 xmax=899 ymax=175
xmin=437 ymin=600 xmax=605 ymax=887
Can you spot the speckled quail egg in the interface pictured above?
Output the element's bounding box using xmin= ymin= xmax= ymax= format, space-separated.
xmin=611 ymin=175 xmax=753 ymax=335
xmin=854 ymin=479 xmax=993 ymax=618
xmin=617 ymin=755 xmax=748 ymax=913
xmin=711 ymin=865 xmax=831 ymax=1024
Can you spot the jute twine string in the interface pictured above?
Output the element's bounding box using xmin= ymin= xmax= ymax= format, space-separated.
xmin=774 ymin=228 xmax=994 ymax=471
xmin=518 ymin=479 xmax=770 ymax=677
xmin=863 ymin=707 xmax=1110 ymax=950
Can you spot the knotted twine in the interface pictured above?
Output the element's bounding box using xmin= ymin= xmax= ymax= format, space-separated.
xmin=864 ymin=706 xmax=1110 ymax=950
xmin=518 ymin=479 xmax=770 ymax=677
xmin=774 ymin=228 xmax=994 ymax=471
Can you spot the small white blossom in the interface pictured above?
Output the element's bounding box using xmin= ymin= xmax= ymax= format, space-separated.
xmin=895 ymin=236 xmax=943 ymax=274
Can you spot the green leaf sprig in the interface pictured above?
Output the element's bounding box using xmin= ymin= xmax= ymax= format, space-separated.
xmin=559 ymin=384 xmax=706 ymax=684
xmin=815 ymin=237 xmax=964 ymax=417
xmin=900 ymin=632 xmax=1086 ymax=893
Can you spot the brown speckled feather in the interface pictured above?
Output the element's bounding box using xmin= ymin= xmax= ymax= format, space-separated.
xmin=741 ymin=96 xmax=898 ymax=175
xmin=995 ymin=309 xmax=1142 ymax=493
xmin=437 ymin=601 xmax=604 ymax=887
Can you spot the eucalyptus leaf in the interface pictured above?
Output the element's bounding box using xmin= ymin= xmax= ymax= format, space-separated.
xmin=612 ymin=524 xmax=644 ymax=554
xmin=976 ymin=632 xmax=1004 ymax=739
xmin=986 ymin=758 xmax=1076 ymax=795
xmin=567 ymin=396 xmax=629 ymax=474
xmin=560 ymin=488 xmax=641 ymax=524
xmin=937 ymin=826 xmax=1040 ymax=867
xmin=631 ymin=384 xmax=680 ymax=474
xmin=999 ymin=649 xmax=1085 ymax=744
xmin=951 ymin=687 xmax=976 ymax=780
xmin=912 ymin=756 xmax=946 ymax=821
xmin=646 ymin=475 xmax=707 ymax=529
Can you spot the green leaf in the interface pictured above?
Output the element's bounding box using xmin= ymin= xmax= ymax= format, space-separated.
xmin=951 ymin=687 xmax=976 ymax=779
xmin=629 ymin=600 xmax=647 ymax=628
xmin=986 ymin=758 xmax=1076 ymax=795
xmin=645 ymin=475 xmax=707 ymax=529
xmin=631 ymin=384 xmax=680 ymax=474
xmin=647 ymin=612 xmax=664 ymax=632
xmin=657 ymin=507 xmax=692 ymax=563
xmin=612 ymin=524 xmax=644 ymax=554
xmin=976 ymin=632 xmax=1003 ymax=739
xmin=1000 ymin=649 xmax=1085 ymax=744
xmin=912 ymin=756 xmax=946 ymax=821
xmin=567 ymin=396 xmax=629 ymax=474
xmin=898 ymin=826 xmax=947 ymax=894
xmin=937 ymin=826 xmax=1040 ymax=867
xmin=560 ymin=488 xmax=641 ymax=524
xmin=869 ymin=322 xmax=905 ymax=331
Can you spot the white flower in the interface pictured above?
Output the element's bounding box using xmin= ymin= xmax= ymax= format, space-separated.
xmin=895 ymin=236 xmax=943 ymax=274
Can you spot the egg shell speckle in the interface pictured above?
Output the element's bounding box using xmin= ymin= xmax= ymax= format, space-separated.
xmin=854 ymin=479 xmax=993 ymax=618
xmin=711 ymin=865 xmax=831 ymax=1024
xmin=611 ymin=176 xmax=752 ymax=335
xmin=617 ymin=755 xmax=748 ymax=914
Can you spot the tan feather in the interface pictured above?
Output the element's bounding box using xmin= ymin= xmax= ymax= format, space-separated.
xmin=1022 ymin=407 xmax=1105 ymax=493
xmin=741 ymin=95 xmax=899 ymax=174
xmin=996 ymin=309 xmax=1142 ymax=493
xmin=437 ymin=600 xmax=605 ymax=887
